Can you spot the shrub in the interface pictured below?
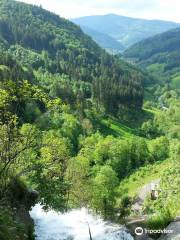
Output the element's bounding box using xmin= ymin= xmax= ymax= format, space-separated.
xmin=147 ymin=208 xmax=173 ymax=231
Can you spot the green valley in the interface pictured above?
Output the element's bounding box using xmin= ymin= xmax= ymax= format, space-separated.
xmin=0 ymin=0 xmax=179 ymax=240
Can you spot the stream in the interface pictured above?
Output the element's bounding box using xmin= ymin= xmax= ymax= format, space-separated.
xmin=30 ymin=204 xmax=134 ymax=240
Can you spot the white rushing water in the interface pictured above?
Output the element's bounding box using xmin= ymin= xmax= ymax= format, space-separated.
xmin=30 ymin=204 xmax=134 ymax=240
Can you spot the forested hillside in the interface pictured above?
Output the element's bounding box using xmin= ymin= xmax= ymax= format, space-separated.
xmin=124 ymin=27 xmax=180 ymax=88
xmin=122 ymin=27 xmax=180 ymax=234
xmin=0 ymin=1 xmax=179 ymax=240
xmin=73 ymin=14 xmax=180 ymax=50
xmin=0 ymin=1 xmax=145 ymax=238
xmin=0 ymin=0 xmax=144 ymax=114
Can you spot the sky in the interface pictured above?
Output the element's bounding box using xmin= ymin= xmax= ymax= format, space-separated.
xmin=18 ymin=0 xmax=180 ymax=22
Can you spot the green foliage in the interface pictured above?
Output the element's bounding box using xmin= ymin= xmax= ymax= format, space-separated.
xmin=0 ymin=119 xmax=38 ymax=198
xmin=158 ymin=141 xmax=180 ymax=215
xmin=155 ymin=99 xmax=180 ymax=139
xmin=124 ymin=27 xmax=180 ymax=87
xmin=143 ymin=140 xmax=180 ymax=229
xmin=0 ymin=0 xmax=179 ymax=233
xmin=124 ymin=27 xmax=180 ymax=62
xmin=141 ymin=119 xmax=160 ymax=138
xmin=29 ymin=130 xmax=71 ymax=210
xmin=0 ymin=178 xmax=35 ymax=240
xmin=0 ymin=0 xmax=144 ymax=114
xmin=147 ymin=209 xmax=173 ymax=231
xmin=117 ymin=195 xmax=133 ymax=218
xmin=118 ymin=160 xmax=171 ymax=198
xmin=0 ymin=207 xmax=33 ymax=240
xmin=66 ymin=156 xmax=92 ymax=207
xmin=79 ymin=133 xmax=151 ymax=180
xmin=149 ymin=136 xmax=169 ymax=162
xmin=172 ymin=75 xmax=180 ymax=89
xmin=91 ymin=165 xmax=119 ymax=218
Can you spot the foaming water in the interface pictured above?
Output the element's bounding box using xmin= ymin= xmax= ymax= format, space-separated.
xmin=30 ymin=204 xmax=134 ymax=240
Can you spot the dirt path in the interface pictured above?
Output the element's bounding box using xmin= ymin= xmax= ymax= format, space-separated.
xmin=131 ymin=179 xmax=160 ymax=214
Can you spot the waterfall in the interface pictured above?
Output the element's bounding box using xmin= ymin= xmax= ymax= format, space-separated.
xmin=30 ymin=204 xmax=134 ymax=240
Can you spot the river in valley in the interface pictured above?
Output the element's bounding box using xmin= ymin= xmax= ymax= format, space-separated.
xmin=30 ymin=204 xmax=134 ymax=240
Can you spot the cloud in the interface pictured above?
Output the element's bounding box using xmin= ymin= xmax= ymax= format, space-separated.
xmin=18 ymin=0 xmax=180 ymax=22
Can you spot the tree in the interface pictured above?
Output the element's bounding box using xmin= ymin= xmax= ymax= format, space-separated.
xmin=130 ymin=137 xmax=150 ymax=168
xmin=107 ymin=139 xmax=131 ymax=178
xmin=60 ymin=113 xmax=82 ymax=152
xmin=30 ymin=130 xmax=71 ymax=210
xmin=0 ymin=120 xmax=39 ymax=200
xmin=141 ymin=120 xmax=159 ymax=138
xmin=117 ymin=195 xmax=133 ymax=218
xmin=149 ymin=136 xmax=169 ymax=162
xmin=66 ymin=156 xmax=91 ymax=207
xmin=91 ymin=165 xmax=119 ymax=219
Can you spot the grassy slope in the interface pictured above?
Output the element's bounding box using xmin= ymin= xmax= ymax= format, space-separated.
xmin=99 ymin=108 xmax=154 ymax=138
xmin=99 ymin=109 xmax=170 ymax=199
xmin=118 ymin=159 xmax=171 ymax=198
xmin=100 ymin=118 xmax=137 ymax=138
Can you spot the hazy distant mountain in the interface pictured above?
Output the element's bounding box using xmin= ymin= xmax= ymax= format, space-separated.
xmin=73 ymin=14 xmax=180 ymax=50
xmin=80 ymin=25 xmax=125 ymax=53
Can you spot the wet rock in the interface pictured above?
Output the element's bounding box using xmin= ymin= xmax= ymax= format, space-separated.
xmin=158 ymin=221 xmax=180 ymax=240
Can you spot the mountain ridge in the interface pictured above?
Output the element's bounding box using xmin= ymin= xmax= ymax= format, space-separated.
xmin=78 ymin=24 xmax=125 ymax=53
xmin=0 ymin=0 xmax=144 ymax=114
xmin=72 ymin=14 xmax=180 ymax=51
xmin=123 ymin=27 xmax=180 ymax=88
